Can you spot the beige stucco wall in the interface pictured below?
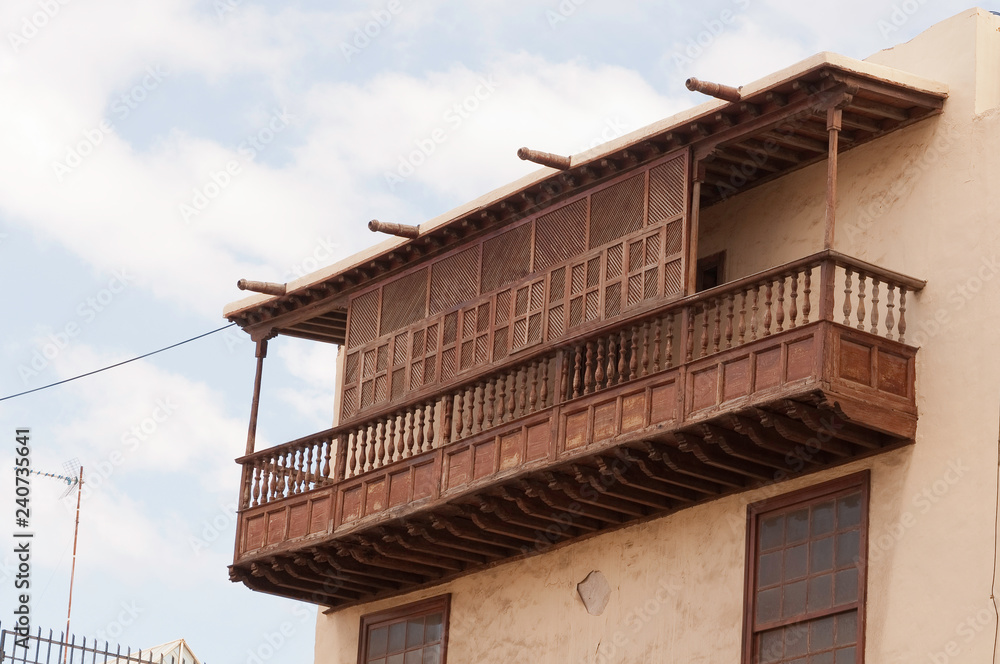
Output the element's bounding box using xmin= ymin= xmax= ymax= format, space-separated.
xmin=316 ymin=8 xmax=1000 ymax=663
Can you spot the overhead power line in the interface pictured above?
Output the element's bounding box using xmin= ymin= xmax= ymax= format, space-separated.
xmin=0 ymin=323 xmax=237 ymax=403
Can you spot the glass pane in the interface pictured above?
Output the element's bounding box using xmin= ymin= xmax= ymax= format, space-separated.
xmin=837 ymin=494 xmax=861 ymax=528
xmin=405 ymin=618 xmax=425 ymax=648
xmin=809 ymin=652 xmax=834 ymax=664
xmin=811 ymin=501 xmax=835 ymax=536
xmin=783 ymin=579 xmax=807 ymax=617
xmin=835 ymin=531 xmax=860 ymax=568
xmin=810 ymin=536 xmax=834 ymax=573
xmin=404 ymin=650 xmax=422 ymax=664
xmin=835 ymin=611 xmax=858 ymax=646
xmin=422 ymin=645 xmax=442 ymax=664
xmin=788 ymin=659 xmax=807 ymax=664
xmin=786 ymin=508 xmax=810 ymax=543
xmin=757 ymin=587 xmax=781 ymax=623
xmin=424 ymin=613 xmax=443 ymax=642
xmin=835 ymin=568 xmax=859 ymax=605
xmin=784 ymin=623 xmax=809 ymax=657
xmin=369 ymin=627 xmax=389 ymax=658
xmin=834 ymin=646 xmax=856 ymax=664
xmin=807 ymin=574 xmax=833 ymax=612
xmin=785 ymin=544 xmax=808 ymax=580
xmin=759 ymin=629 xmax=783 ymax=663
xmin=387 ymin=654 xmax=404 ymax=664
xmin=759 ymin=551 xmax=782 ymax=588
xmin=761 ymin=515 xmax=785 ymax=551
xmin=388 ymin=623 xmax=406 ymax=654
xmin=368 ymin=659 xmax=386 ymax=664
xmin=809 ymin=615 xmax=835 ymax=651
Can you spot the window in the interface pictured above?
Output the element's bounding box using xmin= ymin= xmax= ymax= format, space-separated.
xmin=743 ymin=472 xmax=869 ymax=664
xmin=696 ymin=251 xmax=725 ymax=291
xmin=359 ymin=595 xmax=450 ymax=664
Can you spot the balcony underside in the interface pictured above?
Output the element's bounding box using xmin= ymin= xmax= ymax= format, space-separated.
xmin=230 ymin=321 xmax=916 ymax=609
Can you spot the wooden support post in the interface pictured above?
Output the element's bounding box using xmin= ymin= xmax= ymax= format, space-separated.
xmin=819 ymin=260 xmax=837 ymax=321
xmin=686 ymin=164 xmax=705 ymax=296
xmin=245 ymin=339 xmax=269 ymax=456
xmin=824 ymin=107 xmax=842 ymax=251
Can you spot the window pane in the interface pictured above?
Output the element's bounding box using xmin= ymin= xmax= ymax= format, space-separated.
xmin=786 ymin=508 xmax=810 ymax=543
xmin=421 ymin=645 xmax=442 ymax=664
xmin=811 ymin=501 xmax=835 ymax=536
xmin=809 ymin=652 xmax=834 ymax=664
xmin=834 ymin=568 xmax=859 ymax=605
xmin=762 ymin=515 xmax=785 ymax=550
xmin=810 ymin=536 xmax=834 ymax=574
xmin=783 ymin=580 xmax=807 ymax=617
xmin=809 ymin=615 xmax=835 ymax=651
xmin=369 ymin=627 xmax=388 ymax=658
xmin=785 ymin=544 xmax=808 ymax=581
xmin=388 ymin=623 xmax=406 ymax=654
xmin=424 ymin=613 xmax=443 ymax=642
xmin=386 ymin=654 xmax=404 ymax=664
xmin=834 ymin=646 xmax=856 ymax=664
xmin=404 ymin=650 xmax=422 ymax=664
xmin=784 ymin=624 xmax=809 ymax=657
xmin=837 ymin=494 xmax=861 ymax=528
xmin=405 ymin=618 xmax=425 ymax=648
xmin=759 ymin=628 xmax=783 ymax=663
xmin=835 ymin=611 xmax=858 ymax=646
xmin=759 ymin=551 xmax=782 ymax=588
xmin=368 ymin=659 xmax=386 ymax=664
xmin=807 ymin=574 xmax=833 ymax=612
xmin=835 ymin=531 xmax=860 ymax=569
xmin=757 ymin=587 xmax=781 ymax=623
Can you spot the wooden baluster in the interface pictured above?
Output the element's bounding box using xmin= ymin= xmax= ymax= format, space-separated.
xmin=653 ymin=318 xmax=662 ymax=372
xmin=763 ymin=282 xmax=773 ymax=336
xmin=375 ymin=423 xmax=385 ymax=469
xmin=870 ymin=278 xmax=880 ymax=335
xmin=725 ymin=294 xmax=734 ymax=349
xmin=618 ymin=330 xmax=628 ymax=383
xmin=540 ymin=358 xmax=549 ymax=407
xmin=751 ymin=286 xmax=759 ymax=341
xmin=585 ymin=342 xmax=595 ymax=394
xmin=802 ymin=268 xmax=811 ymax=325
xmin=475 ymin=383 xmax=486 ymax=431
xmin=776 ymin=276 xmax=785 ymax=332
xmin=251 ymin=463 xmax=262 ymax=506
xmin=389 ymin=415 xmax=400 ymax=462
xmin=495 ymin=376 xmax=505 ymax=425
xmin=453 ymin=393 xmax=464 ymax=440
xmin=265 ymin=458 xmax=275 ymax=503
xmin=641 ymin=322 xmax=650 ymax=376
xmin=530 ymin=363 xmax=539 ymax=411
xmin=300 ymin=447 xmax=310 ymax=492
xmin=442 ymin=396 xmax=453 ymax=446
xmin=322 ymin=440 xmax=331 ymax=479
xmin=291 ymin=449 xmax=302 ymax=495
xmin=665 ymin=313 xmax=674 ymax=368
xmin=885 ymin=286 xmax=896 ymax=340
xmin=344 ymin=434 xmax=355 ymax=479
xmin=789 ymin=272 xmax=798 ymax=328
xmin=423 ymin=404 xmax=434 ymax=452
xmin=284 ymin=452 xmax=293 ymax=496
xmin=413 ymin=406 xmax=424 ymax=454
xmin=354 ymin=429 xmax=364 ymax=473
xmin=468 ymin=384 xmax=479 ymax=434
xmin=685 ymin=307 xmax=695 ymax=362
xmin=630 ymin=326 xmax=640 ymax=377
xmin=573 ymin=346 xmax=583 ymax=398
xmin=856 ymin=272 xmax=867 ymax=330
xmin=843 ymin=267 xmax=853 ymax=325
xmin=738 ymin=290 xmax=747 ymax=345
xmin=700 ymin=305 xmax=710 ymax=358
xmin=486 ymin=379 xmax=496 ymax=429
xmin=508 ymin=372 xmax=517 ymax=421
xmin=595 ymin=339 xmax=606 ymax=388
xmin=559 ymin=355 xmax=569 ymax=403
xmin=518 ymin=368 xmax=528 ymax=417
xmin=898 ymin=287 xmax=907 ymax=343
xmin=467 ymin=385 xmax=476 ymax=434
xmin=386 ymin=420 xmax=396 ymax=466
xmin=712 ymin=301 xmax=722 ymax=354
xmin=607 ymin=334 xmax=617 ymax=385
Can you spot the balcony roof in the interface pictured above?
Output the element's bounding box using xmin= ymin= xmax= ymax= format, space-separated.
xmin=223 ymin=52 xmax=946 ymax=345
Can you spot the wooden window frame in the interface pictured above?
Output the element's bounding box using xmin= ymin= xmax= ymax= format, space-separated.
xmin=741 ymin=471 xmax=870 ymax=664
xmin=358 ymin=594 xmax=451 ymax=664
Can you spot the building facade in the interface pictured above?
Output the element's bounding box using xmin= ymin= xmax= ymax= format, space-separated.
xmin=223 ymin=8 xmax=1000 ymax=662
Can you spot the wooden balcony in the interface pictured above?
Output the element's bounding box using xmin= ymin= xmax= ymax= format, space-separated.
xmin=229 ymin=251 xmax=924 ymax=608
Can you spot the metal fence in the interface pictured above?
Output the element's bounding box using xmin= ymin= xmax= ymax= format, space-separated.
xmin=0 ymin=623 xmax=165 ymax=664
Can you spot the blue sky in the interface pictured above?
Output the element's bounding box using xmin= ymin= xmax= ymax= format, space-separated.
xmin=0 ymin=1 xmax=975 ymax=662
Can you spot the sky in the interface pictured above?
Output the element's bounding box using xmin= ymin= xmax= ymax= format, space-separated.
xmin=0 ymin=1 xmax=980 ymax=663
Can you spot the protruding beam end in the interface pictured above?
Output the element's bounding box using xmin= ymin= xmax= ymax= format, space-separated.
xmin=517 ymin=147 xmax=571 ymax=170
xmin=368 ymin=219 xmax=420 ymax=238
xmin=685 ymin=77 xmax=741 ymax=103
xmin=237 ymin=279 xmax=287 ymax=296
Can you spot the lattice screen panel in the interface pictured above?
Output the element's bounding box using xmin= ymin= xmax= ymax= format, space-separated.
xmin=648 ymin=155 xmax=686 ymax=224
xmin=481 ymin=223 xmax=532 ymax=293
xmin=347 ymin=290 xmax=379 ymax=349
xmin=534 ymin=199 xmax=587 ymax=271
xmin=379 ymin=268 xmax=428 ymax=337
xmin=430 ymin=247 xmax=479 ymax=315
xmin=588 ymin=174 xmax=645 ymax=249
